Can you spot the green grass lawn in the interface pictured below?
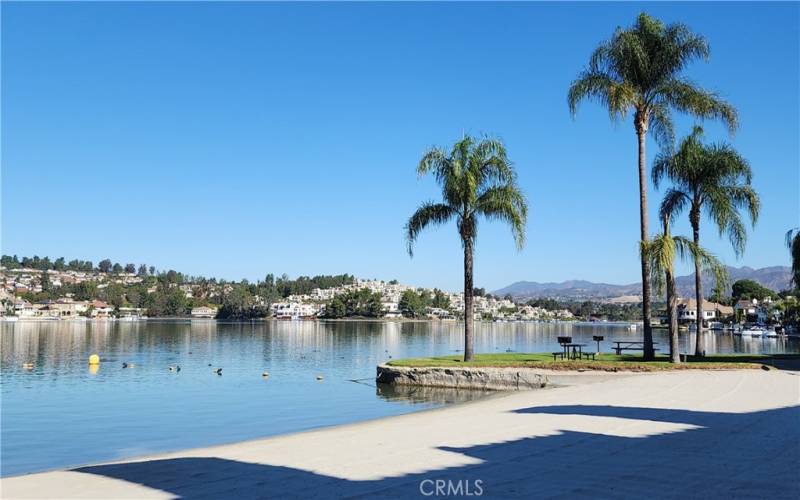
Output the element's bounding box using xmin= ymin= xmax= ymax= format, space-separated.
xmin=386 ymin=352 xmax=800 ymax=372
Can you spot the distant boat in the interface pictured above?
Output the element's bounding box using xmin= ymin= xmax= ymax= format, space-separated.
xmin=741 ymin=327 xmax=763 ymax=337
xmin=763 ymin=328 xmax=779 ymax=338
xmin=2 ymin=316 xmax=19 ymax=322
xmin=709 ymin=322 xmax=724 ymax=331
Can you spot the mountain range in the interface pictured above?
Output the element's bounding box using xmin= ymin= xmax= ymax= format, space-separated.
xmin=493 ymin=266 xmax=792 ymax=301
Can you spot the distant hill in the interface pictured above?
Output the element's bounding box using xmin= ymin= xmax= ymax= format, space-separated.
xmin=493 ymin=266 xmax=792 ymax=301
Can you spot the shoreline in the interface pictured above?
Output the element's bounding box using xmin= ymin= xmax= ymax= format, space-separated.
xmin=0 ymin=316 xmax=586 ymax=323
xmin=4 ymin=368 xmax=798 ymax=499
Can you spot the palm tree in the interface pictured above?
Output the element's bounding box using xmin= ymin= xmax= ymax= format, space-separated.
xmin=787 ymin=229 xmax=800 ymax=288
xmin=406 ymin=135 xmax=527 ymax=361
xmin=568 ymin=12 xmax=737 ymax=360
xmin=646 ymin=214 xmax=727 ymax=363
xmin=653 ymin=127 xmax=759 ymax=356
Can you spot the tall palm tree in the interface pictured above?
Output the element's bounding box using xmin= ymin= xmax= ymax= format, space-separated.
xmin=406 ymin=135 xmax=527 ymax=362
xmin=646 ymin=214 xmax=727 ymax=363
xmin=568 ymin=12 xmax=737 ymax=360
xmin=653 ymin=127 xmax=759 ymax=356
xmin=787 ymin=229 xmax=800 ymax=288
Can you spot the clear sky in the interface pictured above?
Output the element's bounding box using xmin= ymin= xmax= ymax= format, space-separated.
xmin=2 ymin=2 xmax=798 ymax=292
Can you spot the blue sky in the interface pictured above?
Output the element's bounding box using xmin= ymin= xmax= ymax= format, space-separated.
xmin=2 ymin=2 xmax=798 ymax=292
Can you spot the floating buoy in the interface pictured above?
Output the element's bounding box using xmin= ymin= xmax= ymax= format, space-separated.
xmin=22 ymin=362 xmax=34 ymax=369
xmin=214 ymin=368 xmax=222 ymax=375
xmin=316 ymin=375 xmax=323 ymax=381
xmin=88 ymin=354 xmax=100 ymax=365
xmin=262 ymin=371 xmax=269 ymax=378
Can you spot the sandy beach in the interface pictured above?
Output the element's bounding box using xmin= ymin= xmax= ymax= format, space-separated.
xmin=3 ymin=369 xmax=798 ymax=499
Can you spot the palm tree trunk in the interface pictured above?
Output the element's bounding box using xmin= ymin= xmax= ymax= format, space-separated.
xmin=692 ymin=218 xmax=705 ymax=357
xmin=636 ymin=121 xmax=655 ymax=360
xmin=666 ymin=267 xmax=680 ymax=363
xmin=463 ymin=237 xmax=474 ymax=362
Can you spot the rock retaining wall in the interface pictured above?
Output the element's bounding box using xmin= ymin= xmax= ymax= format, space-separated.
xmin=376 ymin=364 xmax=548 ymax=391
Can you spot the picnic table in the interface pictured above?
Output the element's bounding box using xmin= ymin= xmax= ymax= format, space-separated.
xmin=564 ymin=343 xmax=588 ymax=360
xmin=611 ymin=340 xmax=659 ymax=355
xmin=554 ymin=337 xmax=589 ymax=360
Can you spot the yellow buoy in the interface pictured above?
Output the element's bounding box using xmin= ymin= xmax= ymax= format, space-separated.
xmin=89 ymin=354 xmax=100 ymax=365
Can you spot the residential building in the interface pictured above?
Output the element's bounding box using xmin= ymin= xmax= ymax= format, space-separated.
xmin=191 ymin=306 xmax=218 ymax=318
xmin=676 ymin=299 xmax=734 ymax=324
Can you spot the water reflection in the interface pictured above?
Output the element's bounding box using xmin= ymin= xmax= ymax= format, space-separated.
xmin=376 ymin=383 xmax=493 ymax=405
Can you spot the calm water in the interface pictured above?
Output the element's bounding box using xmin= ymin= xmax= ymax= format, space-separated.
xmin=2 ymin=319 xmax=797 ymax=476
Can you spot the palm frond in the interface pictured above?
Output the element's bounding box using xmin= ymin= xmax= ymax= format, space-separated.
xmin=405 ymin=202 xmax=455 ymax=257
xmin=648 ymin=103 xmax=675 ymax=150
xmin=659 ymin=188 xmax=690 ymax=222
xmin=674 ymin=236 xmax=729 ymax=293
xmin=567 ymin=71 xmax=632 ymax=121
xmin=475 ymin=185 xmax=528 ymax=250
xmin=660 ymin=78 xmax=738 ymax=134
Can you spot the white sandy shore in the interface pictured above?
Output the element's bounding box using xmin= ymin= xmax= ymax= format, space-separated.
xmin=3 ymin=369 xmax=799 ymax=499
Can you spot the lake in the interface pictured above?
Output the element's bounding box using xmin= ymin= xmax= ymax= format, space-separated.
xmin=2 ymin=319 xmax=797 ymax=477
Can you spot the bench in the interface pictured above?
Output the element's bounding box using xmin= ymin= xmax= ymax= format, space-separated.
xmin=552 ymin=351 xmax=566 ymax=361
xmin=581 ymin=352 xmax=596 ymax=361
xmin=611 ymin=340 xmax=660 ymax=355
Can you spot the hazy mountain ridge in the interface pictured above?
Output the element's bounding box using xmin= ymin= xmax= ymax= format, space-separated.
xmin=494 ymin=266 xmax=792 ymax=300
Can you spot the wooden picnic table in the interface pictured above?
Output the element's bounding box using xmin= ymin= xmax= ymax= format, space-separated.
xmin=611 ymin=340 xmax=659 ymax=355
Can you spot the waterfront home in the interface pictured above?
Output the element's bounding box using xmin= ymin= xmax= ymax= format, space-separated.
xmin=13 ymin=299 xmax=37 ymax=318
xmin=54 ymin=298 xmax=88 ymax=316
xmin=90 ymin=300 xmax=114 ymax=318
xmin=734 ymin=299 xmax=769 ymax=324
xmin=272 ymin=302 xmax=318 ymax=319
xmin=382 ymin=302 xmax=402 ymax=319
xmin=190 ymin=306 xmax=218 ymax=318
xmin=119 ymin=306 xmax=145 ymax=319
xmin=676 ymin=299 xmax=734 ymax=324
xmin=427 ymin=307 xmax=455 ymax=320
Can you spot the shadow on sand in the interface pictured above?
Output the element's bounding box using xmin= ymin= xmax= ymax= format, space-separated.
xmin=75 ymin=405 xmax=800 ymax=499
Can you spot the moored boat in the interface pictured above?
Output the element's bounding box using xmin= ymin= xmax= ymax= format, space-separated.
xmin=741 ymin=327 xmax=763 ymax=337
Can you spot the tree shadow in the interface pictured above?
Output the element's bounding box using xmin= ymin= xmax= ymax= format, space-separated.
xmin=74 ymin=405 xmax=800 ymax=499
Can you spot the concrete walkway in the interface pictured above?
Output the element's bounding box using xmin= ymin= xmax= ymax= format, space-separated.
xmin=3 ymin=369 xmax=799 ymax=499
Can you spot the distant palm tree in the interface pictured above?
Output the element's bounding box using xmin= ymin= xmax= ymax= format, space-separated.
xmin=406 ymin=135 xmax=527 ymax=361
xmin=653 ymin=127 xmax=759 ymax=356
xmin=787 ymin=229 xmax=800 ymax=288
xmin=568 ymin=12 xmax=737 ymax=360
xmin=646 ymin=214 xmax=727 ymax=363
